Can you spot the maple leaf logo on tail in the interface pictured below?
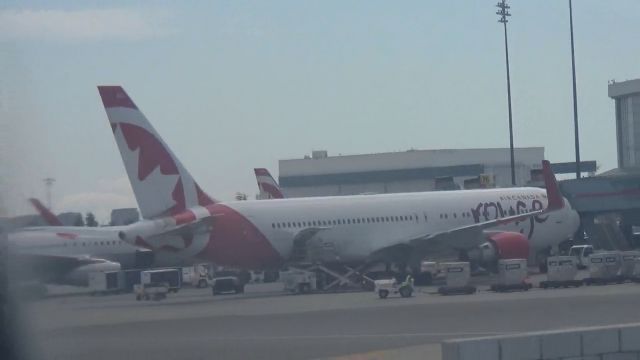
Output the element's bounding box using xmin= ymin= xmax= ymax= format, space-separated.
xmin=98 ymin=86 xmax=216 ymax=220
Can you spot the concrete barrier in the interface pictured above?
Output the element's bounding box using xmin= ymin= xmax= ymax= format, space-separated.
xmin=442 ymin=323 xmax=640 ymax=360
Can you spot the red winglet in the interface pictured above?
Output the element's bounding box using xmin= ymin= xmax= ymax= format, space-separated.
xmin=542 ymin=160 xmax=564 ymax=210
xmin=97 ymin=85 xmax=138 ymax=110
xmin=28 ymin=198 xmax=63 ymax=226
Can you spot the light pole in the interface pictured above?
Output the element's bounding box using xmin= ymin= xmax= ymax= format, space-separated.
xmin=43 ymin=177 xmax=55 ymax=210
xmin=496 ymin=0 xmax=516 ymax=186
xmin=569 ymin=0 xmax=581 ymax=179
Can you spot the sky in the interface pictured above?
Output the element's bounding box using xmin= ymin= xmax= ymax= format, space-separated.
xmin=1 ymin=1 xmax=639 ymax=222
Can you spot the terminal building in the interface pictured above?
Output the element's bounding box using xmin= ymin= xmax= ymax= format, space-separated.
xmin=609 ymin=79 xmax=640 ymax=168
xmin=110 ymin=208 xmax=139 ymax=226
xmin=555 ymin=78 xmax=640 ymax=249
xmin=278 ymin=147 xmax=595 ymax=198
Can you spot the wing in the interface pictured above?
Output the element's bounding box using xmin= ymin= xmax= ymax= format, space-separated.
xmin=414 ymin=209 xmax=545 ymax=257
xmin=374 ymin=160 xmax=563 ymax=263
xmin=11 ymin=253 xmax=112 ymax=283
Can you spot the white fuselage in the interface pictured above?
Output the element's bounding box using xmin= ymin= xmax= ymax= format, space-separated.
xmin=224 ymin=187 xmax=580 ymax=263
xmin=8 ymin=226 xmax=191 ymax=271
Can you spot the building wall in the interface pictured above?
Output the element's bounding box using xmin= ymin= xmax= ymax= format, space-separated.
xmin=616 ymin=94 xmax=640 ymax=167
xmin=609 ymin=79 xmax=640 ymax=168
xmin=110 ymin=208 xmax=139 ymax=226
xmin=279 ymin=147 xmax=544 ymax=198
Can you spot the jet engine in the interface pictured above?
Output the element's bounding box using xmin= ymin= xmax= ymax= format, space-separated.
xmin=63 ymin=260 xmax=122 ymax=286
xmin=466 ymin=232 xmax=530 ymax=271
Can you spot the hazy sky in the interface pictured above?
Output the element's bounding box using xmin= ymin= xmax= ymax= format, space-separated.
xmin=2 ymin=1 xmax=639 ymax=221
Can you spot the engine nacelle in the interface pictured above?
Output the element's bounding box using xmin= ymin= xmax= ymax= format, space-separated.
xmin=63 ymin=260 xmax=122 ymax=287
xmin=466 ymin=232 xmax=530 ymax=270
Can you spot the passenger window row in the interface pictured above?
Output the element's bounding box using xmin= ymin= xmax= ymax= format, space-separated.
xmin=271 ymin=215 xmax=415 ymax=229
xmin=60 ymin=240 xmax=124 ymax=247
xmin=439 ymin=211 xmax=472 ymax=220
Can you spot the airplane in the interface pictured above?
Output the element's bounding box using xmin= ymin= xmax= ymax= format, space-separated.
xmin=98 ymin=85 xmax=581 ymax=279
xmin=254 ymin=168 xmax=284 ymax=199
xmin=7 ymin=205 xmax=194 ymax=288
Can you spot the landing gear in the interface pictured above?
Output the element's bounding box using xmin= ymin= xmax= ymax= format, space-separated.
xmin=536 ymin=248 xmax=551 ymax=274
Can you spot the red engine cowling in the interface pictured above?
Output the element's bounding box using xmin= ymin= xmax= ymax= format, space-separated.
xmin=468 ymin=232 xmax=530 ymax=269
xmin=487 ymin=232 xmax=530 ymax=260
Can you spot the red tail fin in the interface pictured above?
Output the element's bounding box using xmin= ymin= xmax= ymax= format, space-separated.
xmin=28 ymin=198 xmax=63 ymax=226
xmin=254 ymin=168 xmax=284 ymax=199
xmin=98 ymin=86 xmax=216 ymax=219
xmin=542 ymin=160 xmax=564 ymax=210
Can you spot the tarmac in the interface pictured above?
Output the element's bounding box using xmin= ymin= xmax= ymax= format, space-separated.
xmin=21 ymin=275 xmax=640 ymax=360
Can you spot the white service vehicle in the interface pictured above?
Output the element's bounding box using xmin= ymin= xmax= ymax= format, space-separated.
xmin=374 ymin=276 xmax=414 ymax=299
xmin=568 ymin=245 xmax=594 ymax=269
xmin=210 ymin=271 xmax=245 ymax=295
xmin=182 ymin=264 xmax=210 ymax=288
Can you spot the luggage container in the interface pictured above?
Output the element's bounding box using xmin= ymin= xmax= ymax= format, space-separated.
xmin=123 ymin=269 xmax=142 ymax=292
xmin=584 ymin=252 xmax=623 ymax=285
xmin=633 ymin=258 xmax=640 ymax=282
xmin=539 ymin=256 xmax=582 ymax=289
xmin=438 ymin=262 xmax=475 ymax=295
xmin=620 ymin=251 xmax=640 ymax=280
xmin=280 ymin=269 xmax=317 ymax=294
xmin=141 ymin=269 xmax=181 ymax=293
xmin=134 ymin=282 xmax=168 ymax=301
xmin=490 ymin=259 xmax=531 ymax=292
xmin=415 ymin=260 xmax=438 ymax=285
xmin=89 ymin=271 xmax=124 ymax=295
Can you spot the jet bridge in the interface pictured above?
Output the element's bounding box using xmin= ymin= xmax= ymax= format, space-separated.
xmin=560 ymin=168 xmax=640 ymax=248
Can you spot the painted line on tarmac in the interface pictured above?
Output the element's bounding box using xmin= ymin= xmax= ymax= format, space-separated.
xmin=204 ymin=331 xmax=508 ymax=341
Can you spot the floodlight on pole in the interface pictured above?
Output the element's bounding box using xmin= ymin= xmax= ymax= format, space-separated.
xmin=43 ymin=177 xmax=55 ymax=210
xmin=569 ymin=0 xmax=581 ymax=179
xmin=496 ymin=0 xmax=516 ymax=186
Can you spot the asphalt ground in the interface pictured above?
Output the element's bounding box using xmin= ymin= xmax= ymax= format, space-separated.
xmin=21 ymin=274 xmax=640 ymax=360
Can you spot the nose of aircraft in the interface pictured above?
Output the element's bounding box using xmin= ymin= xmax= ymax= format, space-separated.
xmin=568 ymin=202 xmax=581 ymax=235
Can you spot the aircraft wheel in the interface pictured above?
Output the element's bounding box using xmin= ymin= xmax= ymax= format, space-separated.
xmin=378 ymin=290 xmax=389 ymax=299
